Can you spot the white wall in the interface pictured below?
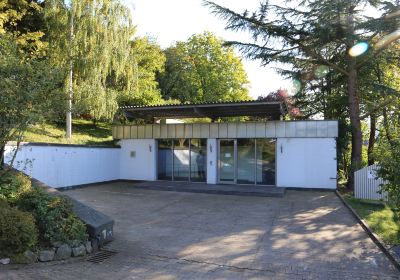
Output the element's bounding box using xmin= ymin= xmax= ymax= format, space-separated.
xmin=276 ymin=138 xmax=337 ymax=189
xmin=5 ymin=144 xmax=120 ymax=188
xmin=119 ymin=139 xmax=157 ymax=181
xmin=207 ymin=139 xmax=217 ymax=184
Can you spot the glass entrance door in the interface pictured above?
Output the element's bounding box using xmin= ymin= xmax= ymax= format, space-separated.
xmin=218 ymin=138 xmax=276 ymax=185
xmin=219 ymin=139 xmax=236 ymax=183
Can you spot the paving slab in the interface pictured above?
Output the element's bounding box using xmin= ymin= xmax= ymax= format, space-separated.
xmin=1 ymin=181 xmax=398 ymax=280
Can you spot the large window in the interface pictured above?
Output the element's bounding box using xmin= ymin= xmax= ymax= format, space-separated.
xmin=190 ymin=139 xmax=207 ymax=182
xmin=157 ymin=139 xmax=173 ymax=180
xmin=157 ymin=139 xmax=207 ymax=182
xmin=256 ymin=139 xmax=276 ymax=185
xmin=237 ymin=139 xmax=255 ymax=184
xmin=218 ymin=138 xmax=276 ymax=185
xmin=173 ymin=139 xmax=190 ymax=181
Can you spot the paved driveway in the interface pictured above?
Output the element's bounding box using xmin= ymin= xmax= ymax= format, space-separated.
xmin=1 ymin=182 xmax=399 ymax=279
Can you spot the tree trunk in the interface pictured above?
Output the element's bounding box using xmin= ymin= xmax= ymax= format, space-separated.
xmin=66 ymin=5 xmax=74 ymax=139
xmin=0 ymin=144 xmax=4 ymax=169
xmin=346 ymin=7 xmax=363 ymax=190
xmin=347 ymin=61 xmax=363 ymax=190
xmin=367 ymin=114 xmax=376 ymax=166
xmin=383 ymin=108 xmax=394 ymax=148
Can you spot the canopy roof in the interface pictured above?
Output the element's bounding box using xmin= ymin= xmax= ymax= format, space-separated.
xmin=120 ymin=100 xmax=287 ymax=120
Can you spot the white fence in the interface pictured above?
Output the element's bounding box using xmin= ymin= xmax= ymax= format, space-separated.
xmin=354 ymin=164 xmax=388 ymax=201
xmin=5 ymin=143 xmax=120 ymax=188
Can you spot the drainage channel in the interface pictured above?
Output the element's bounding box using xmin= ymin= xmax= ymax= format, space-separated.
xmin=86 ymin=249 xmax=118 ymax=264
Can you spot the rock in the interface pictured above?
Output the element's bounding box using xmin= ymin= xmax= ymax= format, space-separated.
xmin=72 ymin=245 xmax=86 ymax=257
xmin=70 ymin=240 xmax=81 ymax=247
xmin=85 ymin=241 xmax=93 ymax=254
xmin=51 ymin=241 xmax=63 ymax=248
xmin=55 ymin=244 xmax=72 ymax=260
xmin=0 ymin=258 xmax=10 ymax=265
xmin=23 ymin=250 xmax=38 ymax=263
xmin=39 ymin=249 xmax=55 ymax=262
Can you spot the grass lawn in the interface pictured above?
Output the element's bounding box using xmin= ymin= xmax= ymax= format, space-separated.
xmin=22 ymin=119 xmax=115 ymax=146
xmin=344 ymin=194 xmax=400 ymax=246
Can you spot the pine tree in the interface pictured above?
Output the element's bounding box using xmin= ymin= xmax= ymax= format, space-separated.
xmin=204 ymin=0 xmax=400 ymax=189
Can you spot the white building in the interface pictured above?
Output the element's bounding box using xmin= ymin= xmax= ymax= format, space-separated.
xmin=114 ymin=101 xmax=338 ymax=189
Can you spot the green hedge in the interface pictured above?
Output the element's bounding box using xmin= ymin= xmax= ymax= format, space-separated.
xmin=16 ymin=188 xmax=88 ymax=246
xmin=0 ymin=201 xmax=38 ymax=257
xmin=0 ymin=170 xmax=31 ymax=202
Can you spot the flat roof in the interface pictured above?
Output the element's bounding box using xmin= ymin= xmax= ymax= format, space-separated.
xmin=120 ymin=100 xmax=287 ymax=120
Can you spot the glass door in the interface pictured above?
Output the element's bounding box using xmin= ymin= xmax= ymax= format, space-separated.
xmin=219 ymin=139 xmax=236 ymax=183
xmin=237 ymin=139 xmax=255 ymax=184
xmin=173 ymin=139 xmax=190 ymax=181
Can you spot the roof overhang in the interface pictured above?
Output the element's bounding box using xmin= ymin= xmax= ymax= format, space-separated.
xmin=120 ymin=101 xmax=287 ymax=121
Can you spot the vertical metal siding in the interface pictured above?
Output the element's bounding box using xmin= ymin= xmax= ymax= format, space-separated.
xmin=112 ymin=121 xmax=339 ymax=139
xmin=355 ymin=164 xmax=388 ymax=201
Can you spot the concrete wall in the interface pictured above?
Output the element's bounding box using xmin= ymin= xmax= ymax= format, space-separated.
xmin=119 ymin=139 xmax=157 ymax=181
xmin=276 ymin=138 xmax=337 ymax=189
xmin=5 ymin=143 xmax=120 ymax=188
xmin=207 ymin=139 xmax=217 ymax=184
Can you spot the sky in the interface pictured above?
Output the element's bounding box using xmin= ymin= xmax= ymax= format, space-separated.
xmin=123 ymin=0 xmax=293 ymax=99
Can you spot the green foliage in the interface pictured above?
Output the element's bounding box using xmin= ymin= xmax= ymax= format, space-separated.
xmin=0 ymin=0 xmax=47 ymax=57
xmin=17 ymin=188 xmax=88 ymax=246
xmin=45 ymin=0 xmax=140 ymax=121
xmin=0 ymin=35 xmax=63 ymax=166
xmin=344 ymin=195 xmax=400 ymax=245
xmin=0 ymin=202 xmax=38 ymax=257
xmin=117 ymin=37 xmax=166 ymax=106
xmin=158 ymin=31 xmax=250 ymax=103
xmin=0 ymin=170 xmax=31 ymax=202
xmin=375 ymin=139 xmax=400 ymax=212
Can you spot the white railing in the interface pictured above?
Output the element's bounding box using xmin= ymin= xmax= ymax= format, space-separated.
xmin=354 ymin=164 xmax=388 ymax=201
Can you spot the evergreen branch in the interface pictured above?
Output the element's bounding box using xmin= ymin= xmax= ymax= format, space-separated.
xmin=359 ymin=98 xmax=395 ymax=120
xmin=204 ymin=1 xmax=349 ymax=76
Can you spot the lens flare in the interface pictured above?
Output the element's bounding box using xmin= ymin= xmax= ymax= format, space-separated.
xmin=349 ymin=42 xmax=369 ymax=57
xmin=314 ymin=65 xmax=330 ymax=79
xmin=289 ymin=79 xmax=302 ymax=95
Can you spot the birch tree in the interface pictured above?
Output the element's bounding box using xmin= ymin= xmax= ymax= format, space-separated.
xmin=45 ymin=0 xmax=136 ymax=138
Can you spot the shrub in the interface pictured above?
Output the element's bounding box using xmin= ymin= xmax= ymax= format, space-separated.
xmin=0 ymin=205 xmax=38 ymax=257
xmin=0 ymin=197 xmax=9 ymax=208
xmin=16 ymin=188 xmax=88 ymax=246
xmin=375 ymin=140 xmax=400 ymax=213
xmin=0 ymin=170 xmax=31 ymax=202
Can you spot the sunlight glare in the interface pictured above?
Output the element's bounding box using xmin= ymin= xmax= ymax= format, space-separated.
xmin=348 ymin=42 xmax=369 ymax=57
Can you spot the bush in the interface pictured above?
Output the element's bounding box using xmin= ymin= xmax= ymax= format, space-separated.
xmin=0 ymin=197 xmax=9 ymax=208
xmin=16 ymin=188 xmax=88 ymax=246
xmin=375 ymin=140 xmax=400 ymax=213
xmin=0 ymin=204 xmax=38 ymax=257
xmin=0 ymin=170 xmax=31 ymax=202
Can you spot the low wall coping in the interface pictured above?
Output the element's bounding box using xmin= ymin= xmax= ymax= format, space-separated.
xmin=6 ymin=141 xmax=120 ymax=149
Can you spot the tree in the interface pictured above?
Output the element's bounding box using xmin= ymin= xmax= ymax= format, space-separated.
xmin=204 ymin=0 xmax=400 ymax=189
xmin=116 ymin=36 xmax=166 ymax=106
xmin=0 ymin=36 xmax=63 ymax=170
xmin=157 ymin=31 xmax=250 ymax=103
xmin=0 ymin=0 xmax=47 ymax=58
xmin=44 ymin=0 xmax=136 ymax=138
xmin=258 ymin=89 xmax=302 ymax=119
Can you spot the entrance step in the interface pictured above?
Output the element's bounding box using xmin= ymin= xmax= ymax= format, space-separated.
xmin=129 ymin=181 xmax=285 ymax=197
